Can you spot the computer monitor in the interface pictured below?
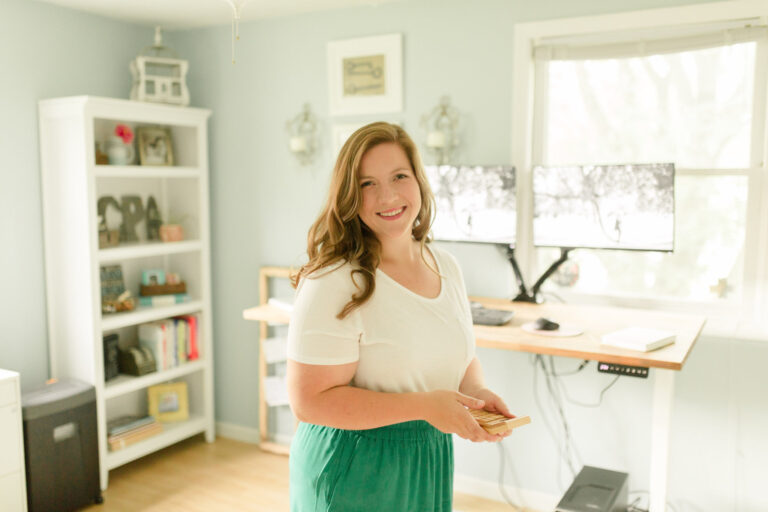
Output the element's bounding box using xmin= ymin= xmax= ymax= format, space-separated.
xmin=424 ymin=164 xmax=516 ymax=245
xmin=533 ymin=163 xmax=675 ymax=252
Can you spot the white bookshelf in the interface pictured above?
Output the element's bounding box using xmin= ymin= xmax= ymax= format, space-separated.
xmin=105 ymin=414 xmax=208 ymax=470
xmin=38 ymin=96 xmax=215 ymax=490
xmin=0 ymin=370 xmax=27 ymax=512
xmin=98 ymin=240 xmax=203 ymax=262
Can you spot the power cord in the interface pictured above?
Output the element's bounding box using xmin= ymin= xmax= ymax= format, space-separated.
xmin=533 ymin=354 xmax=580 ymax=486
xmin=496 ymin=441 xmax=524 ymax=510
xmin=627 ymin=496 xmax=647 ymax=512
xmin=550 ymin=358 xmax=590 ymax=376
xmin=556 ymin=371 xmax=620 ymax=408
xmin=628 ymin=490 xmax=679 ymax=512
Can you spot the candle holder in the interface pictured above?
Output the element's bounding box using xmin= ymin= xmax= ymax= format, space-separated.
xmin=420 ymin=95 xmax=460 ymax=165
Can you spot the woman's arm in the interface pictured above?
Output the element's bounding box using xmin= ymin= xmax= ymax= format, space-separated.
xmin=459 ymin=356 xmax=514 ymax=419
xmin=459 ymin=356 xmax=487 ymax=396
xmin=287 ymin=360 xmax=502 ymax=442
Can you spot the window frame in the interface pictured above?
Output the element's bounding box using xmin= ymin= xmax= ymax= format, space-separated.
xmin=511 ymin=0 xmax=768 ymax=339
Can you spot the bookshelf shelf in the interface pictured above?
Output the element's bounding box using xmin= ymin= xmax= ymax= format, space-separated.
xmin=98 ymin=240 xmax=203 ymax=262
xmin=93 ymin=165 xmax=201 ymax=178
xmin=105 ymin=414 xmax=207 ymax=470
xmin=104 ymin=360 xmax=205 ymax=400
xmin=39 ymin=96 xmax=215 ymax=491
xmin=100 ymin=301 xmax=204 ymax=331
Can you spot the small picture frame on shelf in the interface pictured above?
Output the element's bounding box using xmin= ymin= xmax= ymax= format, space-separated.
xmin=142 ymin=269 xmax=166 ymax=286
xmin=148 ymin=381 xmax=189 ymax=422
xmin=137 ymin=126 xmax=174 ymax=166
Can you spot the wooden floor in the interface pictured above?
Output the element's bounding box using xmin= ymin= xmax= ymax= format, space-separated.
xmin=83 ymin=435 xmax=528 ymax=512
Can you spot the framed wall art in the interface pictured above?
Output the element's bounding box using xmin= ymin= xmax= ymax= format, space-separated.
xmin=327 ymin=33 xmax=403 ymax=116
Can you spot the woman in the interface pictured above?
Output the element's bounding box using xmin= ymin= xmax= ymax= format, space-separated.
xmin=286 ymin=122 xmax=514 ymax=512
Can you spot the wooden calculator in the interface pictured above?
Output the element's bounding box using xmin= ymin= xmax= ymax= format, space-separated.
xmin=469 ymin=409 xmax=531 ymax=434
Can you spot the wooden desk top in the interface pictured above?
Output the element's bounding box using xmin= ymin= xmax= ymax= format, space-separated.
xmin=472 ymin=297 xmax=706 ymax=370
xmin=243 ymin=297 xmax=706 ymax=371
xmin=243 ymin=304 xmax=291 ymax=324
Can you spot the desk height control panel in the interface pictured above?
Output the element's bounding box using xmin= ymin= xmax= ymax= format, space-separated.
xmin=597 ymin=362 xmax=649 ymax=379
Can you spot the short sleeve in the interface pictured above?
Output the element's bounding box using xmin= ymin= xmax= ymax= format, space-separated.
xmin=286 ymin=264 xmax=364 ymax=365
xmin=433 ymin=247 xmax=474 ymax=328
xmin=442 ymin=250 xmax=470 ymax=298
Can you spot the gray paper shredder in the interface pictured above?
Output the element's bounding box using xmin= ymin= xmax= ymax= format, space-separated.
xmin=21 ymin=378 xmax=103 ymax=512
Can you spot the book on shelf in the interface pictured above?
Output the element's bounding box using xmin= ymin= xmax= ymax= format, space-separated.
xmin=601 ymin=326 xmax=676 ymax=352
xmin=107 ymin=414 xmax=156 ymax=437
xmin=138 ymin=293 xmax=190 ymax=307
xmin=139 ymin=316 xmax=199 ymax=371
xmin=175 ymin=317 xmax=186 ymax=367
xmin=108 ymin=420 xmax=163 ymax=451
xmin=180 ymin=314 xmax=199 ymax=360
xmin=139 ymin=320 xmax=171 ymax=371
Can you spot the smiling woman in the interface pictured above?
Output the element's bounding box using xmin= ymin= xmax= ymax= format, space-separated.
xmin=357 ymin=142 xmax=423 ymax=246
xmin=285 ymin=122 xmax=519 ymax=512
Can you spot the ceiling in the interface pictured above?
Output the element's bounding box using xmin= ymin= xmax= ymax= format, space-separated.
xmin=33 ymin=0 xmax=407 ymax=29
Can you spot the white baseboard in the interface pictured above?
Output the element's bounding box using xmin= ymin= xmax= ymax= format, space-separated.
xmin=216 ymin=421 xmax=294 ymax=447
xmin=454 ymin=473 xmax=560 ymax=512
xmin=216 ymin=421 xmax=260 ymax=443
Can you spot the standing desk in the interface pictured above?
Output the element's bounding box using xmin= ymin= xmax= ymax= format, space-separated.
xmin=244 ymin=294 xmax=706 ymax=512
xmin=471 ymin=297 xmax=706 ymax=512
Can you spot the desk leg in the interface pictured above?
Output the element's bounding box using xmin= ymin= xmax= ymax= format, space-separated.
xmin=649 ymin=368 xmax=675 ymax=512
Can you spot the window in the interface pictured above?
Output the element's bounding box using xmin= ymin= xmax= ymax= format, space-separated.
xmin=528 ymin=22 xmax=767 ymax=307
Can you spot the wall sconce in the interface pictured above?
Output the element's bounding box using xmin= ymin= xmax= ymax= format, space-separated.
xmin=286 ymin=103 xmax=318 ymax=166
xmin=420 ymin=95 xmax=460 ymax=165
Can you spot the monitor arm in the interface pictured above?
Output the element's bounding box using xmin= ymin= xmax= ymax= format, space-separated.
xmin=506 ymin=246 xmax=573 ymax=303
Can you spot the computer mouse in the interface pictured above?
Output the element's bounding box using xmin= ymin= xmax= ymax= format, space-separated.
xmin=534 ymin=317 xmax=560 ymax=331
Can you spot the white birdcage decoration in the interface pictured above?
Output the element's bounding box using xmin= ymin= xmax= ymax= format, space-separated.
xmin=130 ymin=27 xmax=190 ymax=106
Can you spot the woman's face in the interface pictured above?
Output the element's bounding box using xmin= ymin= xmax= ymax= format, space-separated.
xmin=357 ymin=142 xmax=422 ymax=243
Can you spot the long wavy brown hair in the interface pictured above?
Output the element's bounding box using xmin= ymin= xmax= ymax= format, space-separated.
xmin=291 ymin=122 xmax=436 ymax=319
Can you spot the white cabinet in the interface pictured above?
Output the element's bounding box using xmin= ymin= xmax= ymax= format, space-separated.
xmin=38 ymin=96 xmax=215 ymax=490
xmin=0 ymin=370 xmax=27 ymax=512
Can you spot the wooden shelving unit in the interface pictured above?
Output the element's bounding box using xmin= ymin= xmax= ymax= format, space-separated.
xmin=242 ymin=266 xmax=293 ymax=455
xmin=38 ymin=96 xmax=215 ymax=490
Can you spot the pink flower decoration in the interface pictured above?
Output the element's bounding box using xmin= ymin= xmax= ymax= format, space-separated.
xmin=115 ymin=124 xmax=134 ymax=144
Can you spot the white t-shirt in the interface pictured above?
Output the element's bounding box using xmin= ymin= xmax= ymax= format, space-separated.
xmin=287 ymin=246 xmax=476 ymax=394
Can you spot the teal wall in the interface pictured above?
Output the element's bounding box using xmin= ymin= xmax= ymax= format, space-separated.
xmin=1 ymin=0 xmax=766 ymax=509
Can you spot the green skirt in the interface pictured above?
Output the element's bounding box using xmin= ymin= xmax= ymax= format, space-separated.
xmin=289 ymin=420 xmax=454 ymax=512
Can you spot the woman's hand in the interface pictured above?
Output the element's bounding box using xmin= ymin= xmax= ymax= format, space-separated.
xmin=419 ymin=390 xmax=503 ymax=443
xmin=466 ymin=387 xmax=516 ymax=440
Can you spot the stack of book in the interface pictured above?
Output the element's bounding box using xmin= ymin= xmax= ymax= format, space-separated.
xmin=138 ymin=292 xmax=190 ymax=307
xmin=138 ymin=271 xmax=190 ymax=307
xmin=107 ymin=415 xmax=162 ymax=451
xmin=138 ymin=315 xmax=199 ymax=371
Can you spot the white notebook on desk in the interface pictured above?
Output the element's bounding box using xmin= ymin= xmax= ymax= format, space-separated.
xmin=601 ymin=326 xmax=676 ymax=352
